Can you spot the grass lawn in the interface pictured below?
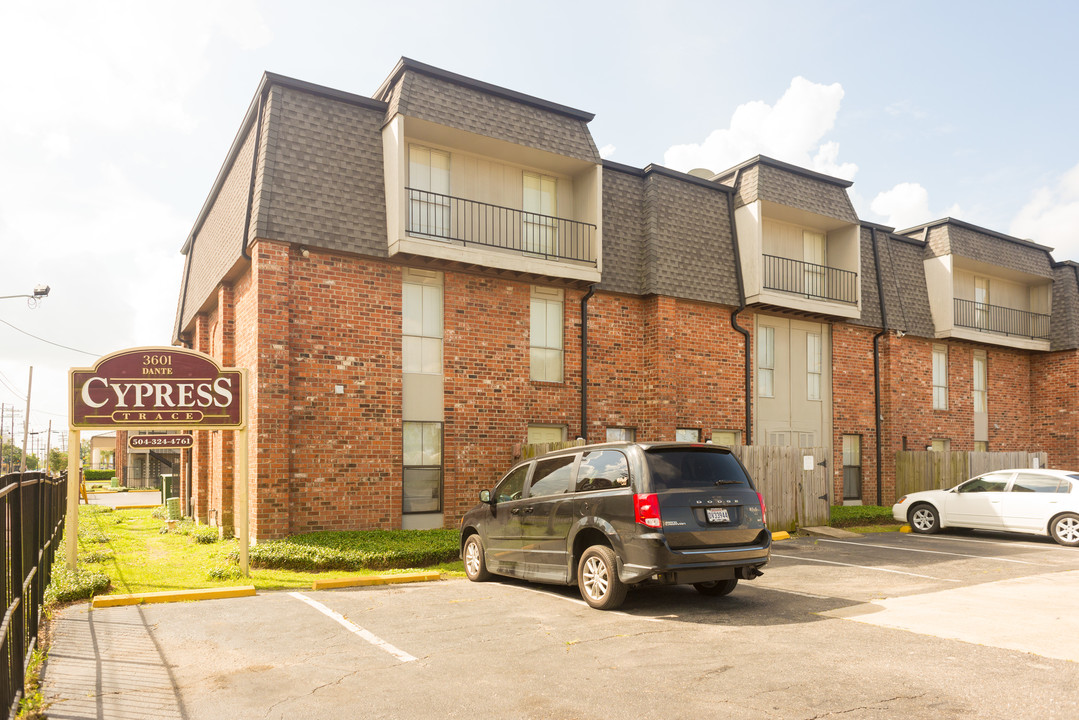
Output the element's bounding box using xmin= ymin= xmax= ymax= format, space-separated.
xmin=75 ymin=506 xmax=464 ymax=596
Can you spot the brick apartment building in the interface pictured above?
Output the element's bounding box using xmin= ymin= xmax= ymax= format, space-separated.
xmin=172 ymin=58 xmax=1079 ymax=540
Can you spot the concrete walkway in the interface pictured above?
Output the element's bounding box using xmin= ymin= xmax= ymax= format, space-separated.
xmin=42 ymin=604 xmax=186 ymax=720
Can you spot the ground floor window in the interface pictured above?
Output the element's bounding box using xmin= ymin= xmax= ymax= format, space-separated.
xmin=527 ymin=424 xmax=565 ymax=445
xmin=403 ymin=421 xmax=442 ymax=514
xmin=710 ymin=430 xmax=740 ymax=446
xmin=606 ymin=427 xmax=635 ymax=442
xmin=842 ymin=434 xmax=862 ymax=501
xmin=676 ymin=428 xmax=700 ymax=442
xmin=974 ymin=440 xmax=988 ymax=452
xmin=930 ymin=438 xmax=951 ymax=452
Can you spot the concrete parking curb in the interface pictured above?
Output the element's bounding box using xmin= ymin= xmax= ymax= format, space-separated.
xmin=311 ymin=571 xmax=441 ymax=590
xmin=91 ymin=585 xmax=256 ymax=608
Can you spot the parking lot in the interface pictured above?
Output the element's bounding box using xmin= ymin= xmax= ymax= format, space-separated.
xmin=43 ymin=530 xmax=1079 ymax=719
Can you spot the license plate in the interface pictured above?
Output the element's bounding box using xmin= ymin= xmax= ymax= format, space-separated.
xmin=706 ymin=507 xmax=730 ymax=523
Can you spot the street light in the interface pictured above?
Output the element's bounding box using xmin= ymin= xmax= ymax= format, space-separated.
xmin=0 ymin=285 xmax=50 ymax=308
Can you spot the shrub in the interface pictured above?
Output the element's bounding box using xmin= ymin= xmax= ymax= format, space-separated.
xmin=151 ymin=506 xmax=168 ymax=520
xmin=78 ymin=528 xmax=110 ymax=544
xmin=83 ymin=470 xmax=115 ymax=481
xmin=45 ymin=565 xmax=110 ymax=604
xmin=80 ymin=549 xmax=114 ymax=563
xmin=207 ymin=565 xmax=242 ymax=580
xmin=829 ymin=505 xmax=899 ymax=527
xmin=86 ymin=505 xmax=114 ymax=514
xmin=249 ymin=529 xmax=460 ymax=572
xmin=191 ymin=526 xmax=220 ymax=545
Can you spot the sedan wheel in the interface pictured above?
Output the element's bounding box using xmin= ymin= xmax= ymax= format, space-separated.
xmin=578 ymin=545 xmax=627 ymax=610
xmin=463 ymin=535 xmax=490 ymax=581
xmin=1050 ymin=513 xmax=1079 ymax=547
xmin=909 ymin=503 xmax=940 ymax=534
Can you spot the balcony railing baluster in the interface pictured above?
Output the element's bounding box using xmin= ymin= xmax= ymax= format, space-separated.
xmin=406 ymin=188 xmax=596 ymax=264
xmin=954 ymin=298 xmax=1050 ymax=340
xmin=761 ymin=254 xmax=858 ymax=304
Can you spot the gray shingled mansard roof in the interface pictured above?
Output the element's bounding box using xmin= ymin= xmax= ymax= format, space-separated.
xmin=374 ymin=57 xmax=600 ymax=163
xmin=854 ymin=224 xmax=935 ymax=338
xmin=1050 ymin=262 xmax=1079 ymax=350
xmin=716 ymin=155 xmax=858 ymax=224
xmin=899 ymin=218 xmax=1055 ymax=278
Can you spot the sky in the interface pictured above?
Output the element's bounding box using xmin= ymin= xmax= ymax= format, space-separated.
xmin=2 ymin=0 xmax=1079 ymax=454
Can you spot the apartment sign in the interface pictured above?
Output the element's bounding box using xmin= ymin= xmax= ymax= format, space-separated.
xmin=70 ymin=347 xmax=246 ymax=429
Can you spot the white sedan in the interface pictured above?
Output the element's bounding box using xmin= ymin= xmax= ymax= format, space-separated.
xmin=892 ymin=468 xmax=1079 ymax=546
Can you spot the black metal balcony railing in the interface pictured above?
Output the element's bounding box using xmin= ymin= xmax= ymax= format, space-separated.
xmin=954 ymin=298 xmax=1050 ymax=340
xmin=406 ymin=188 xmax=596 ymax=264
xmin=762 ymin=254 xmax=858 ymax=304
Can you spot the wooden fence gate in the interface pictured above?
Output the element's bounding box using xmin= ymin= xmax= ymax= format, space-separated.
xmin=731 ymin=445 xmax=830 ymax=532
xmin=895 ymin=451 xmax=1048 ymax=497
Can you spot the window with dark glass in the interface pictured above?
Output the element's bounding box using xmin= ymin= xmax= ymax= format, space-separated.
xmin=402 ymin=421 xmax=442 ymax=514
xmin=494 ymin=464 xmax=530 ymax=502
xmin=575 ymin=450 xmax=630 ymax=493
xmin=527 ymin=455 xmax=576 ymax=497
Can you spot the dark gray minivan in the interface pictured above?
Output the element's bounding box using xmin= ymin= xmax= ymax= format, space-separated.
xmin=459 ymin=442 xmax=771 ymax=609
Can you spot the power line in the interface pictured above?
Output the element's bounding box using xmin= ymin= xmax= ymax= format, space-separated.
xmin=0 ymin=316 xmax=100 ymax=357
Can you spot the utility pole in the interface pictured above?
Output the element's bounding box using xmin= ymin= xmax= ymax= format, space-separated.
xmin=46 ymin=420 xmax=53 ymax=474
xmin=19 ymin=367 xmax=32 ymax=473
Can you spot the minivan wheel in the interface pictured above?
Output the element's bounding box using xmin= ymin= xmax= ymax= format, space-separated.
xmin=693 ymin=578 xmax=738 ymax=597
xmin=1050 ymin=513 xmax=1079 ymax=547
xmin=463 ymin=534 xmax=491 ymax=581
xmin=578 ymin=545 xmax=627 ymax=610
xmin=909 ymin=503 xmax=940 ymax=534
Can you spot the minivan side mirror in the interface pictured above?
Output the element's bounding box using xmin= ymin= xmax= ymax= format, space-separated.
xmin=479 ymin=490 xmax=492 ymax=504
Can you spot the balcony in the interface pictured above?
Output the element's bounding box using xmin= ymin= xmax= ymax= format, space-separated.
xmin=406 ymin=188 xmax=596 ymax=265
xmin=762 ymin=254 xmax=858 ymax=304
xmin=954 ymin=298 xmax=1050 ymax=340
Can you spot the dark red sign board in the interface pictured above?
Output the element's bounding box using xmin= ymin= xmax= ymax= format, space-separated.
xmin=70 ymin=347 xmax=246 ymax=429
xmin=128 ymin=434 xmax=195 ymax=450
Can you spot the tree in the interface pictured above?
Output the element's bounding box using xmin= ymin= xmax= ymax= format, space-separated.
xmin=48 ymin=447 xmax=67 ymax=473
xmin=2 ymin=441 xmax=23 ymax=474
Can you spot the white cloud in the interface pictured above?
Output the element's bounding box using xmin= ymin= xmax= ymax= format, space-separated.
xmin=1010 ymin=162 xmax=1079 ymax=258
xmin=869 ymin=182 xmax=962 ymax=230
xmin=663 ymin=76 xmax=856 ymax=180
xmin=599 ymin=144 xmax=616 ymax=159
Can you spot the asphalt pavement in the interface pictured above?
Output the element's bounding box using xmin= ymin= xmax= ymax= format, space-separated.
xmin=40 ymin=530 xmax=1079 ymax=719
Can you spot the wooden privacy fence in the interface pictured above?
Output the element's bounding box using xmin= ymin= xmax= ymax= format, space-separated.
xmin=895 ymin=451 xmax=1048 ymax=497
xmin=1 ymin=470 xmax=67 ymax=717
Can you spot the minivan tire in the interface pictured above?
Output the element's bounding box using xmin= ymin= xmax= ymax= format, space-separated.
xmin=463 ymin=534 xmax=491 ymax=581
xmin=578 ymin=545 xmax=627 ymax=610
xmin=693 ymin=578 xmax=738 ymax=597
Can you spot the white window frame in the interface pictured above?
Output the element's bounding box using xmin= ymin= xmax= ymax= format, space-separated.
xmin=803 ymin=230 xmax=826 ymax=298
xmin=402 ymin=270 xmax=443 ymax=375
xmin=527 ymin=424 xmax=566 ymax=445
xmin=409 ymin=146 xmax=451 ymax=238
xmin=606 ymin=427 xmax=635 ymax=443
xmin=758 ymin=326 xmax=775 ymax=398
xmin=523 ymin=171 xmax=558 ymax=256
xmin=676 ymin=428 xmax=700 ymax=442
xmin=807 ymin=332 xmax=822 ymax=401
xmin=710 ymin=430 xmax=741 ymax=446
xmin=932 ymin=345 xmax=948 ymax=411
xmin=530 ymin=286 xmax=564 ymax=383
xmin=402 ymin=421 xmax=443 ymax=514
xmin=973 ymin=351 xmax=987 ymax=414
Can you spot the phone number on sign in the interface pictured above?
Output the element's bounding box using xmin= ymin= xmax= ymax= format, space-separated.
xmin=129 ymin=436 xmax=193 ymax=448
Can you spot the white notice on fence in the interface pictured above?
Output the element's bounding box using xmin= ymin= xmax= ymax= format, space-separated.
xmin=803 ymin=455 xmax=814 ymax=472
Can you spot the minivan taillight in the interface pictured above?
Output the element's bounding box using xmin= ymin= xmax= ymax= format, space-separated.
xmin=634 ymin=493 xmax=662 ymax=528
xmin=757 ymin=492 xmax=767 ymax=525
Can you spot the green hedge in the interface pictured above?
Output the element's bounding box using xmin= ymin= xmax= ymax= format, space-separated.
xmin=83 ymin=469 xmax=115 ymax=481
xmin=829 ymin=505 xmax=898 ymax=526
xmin=249 ymin=529 xmax=460 ymax=572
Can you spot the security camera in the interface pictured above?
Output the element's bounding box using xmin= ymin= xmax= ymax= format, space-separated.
xmin=33 ymin=284 xmax=50 ymax=298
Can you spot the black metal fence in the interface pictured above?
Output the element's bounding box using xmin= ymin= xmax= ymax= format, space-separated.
xmin=1 ymin=471 xmax=66 ymax=717
xmin=406 ymin=188 xmax=596 ymax=264
xmin=762 ymin=254 xmax=858 ymax=304
xmin=954 ymin=298 xmax=1050 ymax=339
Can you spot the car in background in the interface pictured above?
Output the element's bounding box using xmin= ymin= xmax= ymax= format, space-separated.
xmin=459 ymin=442 xmax=771 ymax=610
xmin=893 ymin=468 xmax=1079 ymax=546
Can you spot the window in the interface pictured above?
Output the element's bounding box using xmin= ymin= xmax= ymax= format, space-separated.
xmin=408 ymin=146 xmax=450 ymax=238
xmin=932 ymin=345 xmax=948 ymax=410
xmin=974 ymin=441 xmax=988 ymax=452
xmin=803 ymin=230 xmax=826 ymax=297
xmin=402 ymin=421 xmax=442 ymax=514
xmin=974 ymin=276 xmax=990 ymax=329
xmin=958 ymin=474 xmax=1009 ymax=493
xmin=530 ymin=287 xmax=563 ymax=382
xmin=1010 ymin=473 xmax=1070 ymax=493
xmin=494 ymin=464 xmax=530 ymax=502
xmin=710 ymin=430 xmax=740 ymax=446
xmin=606 ymin=427 xmax=635 ymax=443
xmin=526 ymin=424 xmax=565 ymax=445
xmin=758 ymin=326 xmax=775 ymax=398
xmin=676 ymin=428 xmax=700 ymax=442
xmin=973 ymin=352 xmax=987 ymax=414
xmin=842 ymin=435 xmax=862 ymax=501
xmin=930 ymin=438 xmax=950 ymax=452
xmin=523 ymin=172 xmax=558 ymax=255
xmin=575 ymin=450 xmax=630 ymax=492
xmin=807 ymin=332 xmax=822 ymax=401
xmin=527 ymin=455 xmax=576 ymax=497
xmin=402 ymin=271 xmax=443 ymax=374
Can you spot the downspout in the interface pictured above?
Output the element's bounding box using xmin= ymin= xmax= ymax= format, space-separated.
xmin=725 ymin=170 xmax=752 ymax=444
xmin=240 ymin=86 xmax=269 ymax=261
xmin=580 ymin=284 xmax=597 ymax=439
xmin=871 ymin=228 xmax=889 ymax=505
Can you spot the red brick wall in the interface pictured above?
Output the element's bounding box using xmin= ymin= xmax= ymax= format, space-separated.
xmin=1031 ymin=350 xmax=1079 ymax=468
xmin=831 ymin=323 xmax=882 ymax=503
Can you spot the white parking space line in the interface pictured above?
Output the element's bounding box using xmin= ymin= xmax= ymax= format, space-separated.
xmin=904 ymin=533 xmax=1072 ymax=551
xmin=506 ymin=584 xmax=669 ymax=621
xmin=289 ymin=592 xmax=418 ymax=663
xmin=814 ymin=538 xmax=1036 ymax=564
xmin=771 ymin=553 xmax=960 ymax=581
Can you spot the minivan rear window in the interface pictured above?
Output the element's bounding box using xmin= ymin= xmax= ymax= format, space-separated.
xmin=645 ymin=448 xmax=751 ymax=490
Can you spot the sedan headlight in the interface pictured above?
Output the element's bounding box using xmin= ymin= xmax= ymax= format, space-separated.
xmin=895 ymin=495 xmax=908 ymax=505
